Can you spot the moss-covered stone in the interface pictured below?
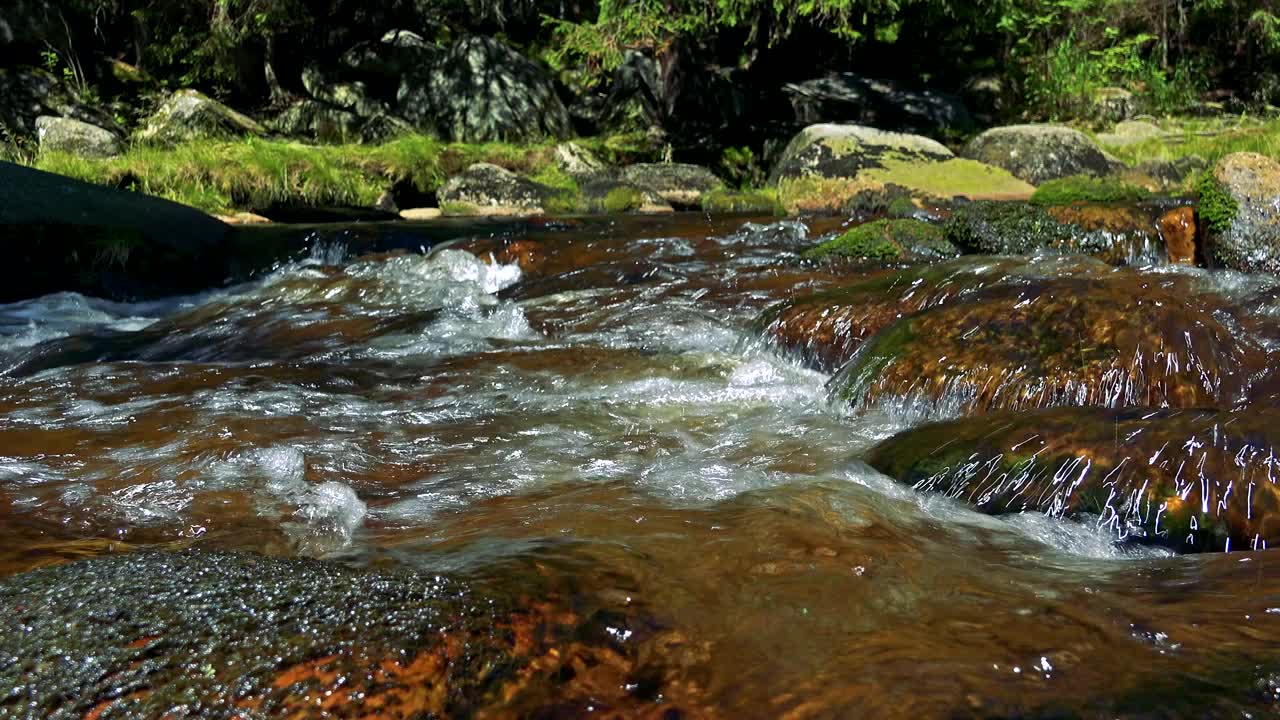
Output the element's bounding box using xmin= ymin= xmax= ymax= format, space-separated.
xmin=866 ymin=405 xmax=1280 ymax=552
xmin=944 ymin=200 xmax=1152 ymax=263
xmin=772 ymin=124 xmax=1034 ymax=215
xmin=1200 ymin=153 xmax=1280 ymax=273
xmin=804 ymin=219 xmax=957 ymax=263
xmin=1030 ymin=174 xmax=1151 ymax=205
xmin=701 ymin=188 xmax=783 ymax=214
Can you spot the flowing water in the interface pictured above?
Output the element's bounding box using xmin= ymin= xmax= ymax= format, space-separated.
xmin=3 ymin=214 xmax=1280 ymax=718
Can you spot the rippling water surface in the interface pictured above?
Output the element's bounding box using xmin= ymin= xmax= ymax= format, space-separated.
xmin=3 ymin=214 xmax=1280 ymax=717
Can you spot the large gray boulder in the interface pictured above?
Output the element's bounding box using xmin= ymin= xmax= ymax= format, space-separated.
xmin=36 ymin=116 xmax=121 ymax=158
xmin=438 ymin=162 xmax=553 ymax=216
xmin=783 ymin=73 xmax=974 ymax=136
xmin=771 ymin=123 xmax=1033 ymax=214
xmin=398 ymin=36 xmax=572 ymax=143
xmin=0 ymin=161 xmax=231 ymax=301
xmin=620 ymin=163 xmax=724 ymax=207
xmin=962 ymin=124 xmax=1111 ymax=184
xmin=138 ymin=89 xmax=265 ymax=144
xmin=1200 ymin=152 xmax=1280 ymax=273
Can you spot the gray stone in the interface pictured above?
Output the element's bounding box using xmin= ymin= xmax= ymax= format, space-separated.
xmin=554 ymin=142 xmax=606 ymax=178
xmin=438 ymin=162 xmax=550 ymax=216
xmin=1202 ymin=152 xmax=1280 ymax=273
xmin=35 ymin=116 xmax=121 ymax=158
xmin=138 ymin=89 xmax=265 ymax=144
xmin=398 ymin=36 xmax=571 ymax=143
xmin=580 ymin=177 xmax=672 ymax=214
xmin=962 ymin=124 xmax=1111 ymax=185
xmin=619 ymin=163 xmax=724 ymax=207
xmin=269 ymin=99 xmax=363 ymax=143
xmin=0 ymin=66 xmax=113 ymax=140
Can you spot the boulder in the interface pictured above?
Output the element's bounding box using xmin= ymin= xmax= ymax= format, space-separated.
xmin=1090 ymin=87 xmax=1139 ymax=122
xmin=35 ymin=116 xmax=121 ymax=158
xmin=0 ymin=66 xmax=112 ymax=140
xmin=1200 ymin=152 xmax=1280 ymax=273
xmin=138 ymin=89 xmax=265 ymax=144
xmin=619 ymin=163 xmax=724 ymax=207
xmin=268 ymin=98 xmax=362 ymax=143
xmin=782 ymin=73 xmax=974 ymax=136
xmin=771 ymin=123 xmax=1033 ymax=214
xmin=0 ymin=160 xmax=231 ymax=301
xmin=866 ymin=405 xmax=1280 ymax=552
xmin=438 ymin=162 xmax=552 ymax=216
xmin=961 ymin=124 xmax=1111 ymax=184
xmin=340 ymin=29 xmax=441 ymax=80
xmin=397 ymin=36 xmax=571 ymax=143
xmin=554 ymin=141 xmax=607 ymax=178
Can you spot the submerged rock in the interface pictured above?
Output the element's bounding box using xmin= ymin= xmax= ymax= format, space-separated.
xmin=0 ymin=550 xmax=706 ymax=718
xmin=866 ymin=405 xmax=1280 ymax=552
xmin=137 ymin=89 xmax=265 ymax=144
xmin=35 ymin=115 xmax=121 ymax=158
xmin=831 ymin=272 xmax=1268 ymax=417
xmin=1200 ymin=152 xmax=1280 ymax=273
xmin=771 ymin=123 xmax=1033 ymax=214
xmin=761 ymin=256 xmax=1110 ymax=372
xmin=962 ymin=124 xmax=1111 ymax=184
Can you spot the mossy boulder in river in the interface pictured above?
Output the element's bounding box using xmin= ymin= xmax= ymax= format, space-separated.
xmin=620 ymin=162 xmax=725 ymax=208
xmin=866 ymin=406 xmax=1280 ymax=552
xmin=1199 ymin=152 xmax=1280 ymax=273
xmin=962 ymin=124 xmax=1112 ymax=184
xmin=944 ymin=200 xmax=1157 ymax=263
xmin=437 ymin=162 xmax=557 ymax=216
xmin=804 ymin=219 xmax=959 ymax=263
xmin=831 ymin=272 xmax=1268 ymax=417
xmin=0 ymin=550 xmax=706 ymax=718
xmin=771 ymin=123 xmax=1033 ymax=214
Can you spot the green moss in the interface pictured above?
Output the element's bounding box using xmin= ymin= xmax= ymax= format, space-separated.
xmin=885 ymin=196 xmax=919 ymax=218
xmin=945 ymin=201 xmax=1078 ymax=254
xmin=439 ymin=201 xmax=477 ymax=216
xmin=805 ymin=219 xmax=954 ymax=262
xmin=602 ymin=186 xmax=645 ymax=213
xmin=1030 ymin=175 xmax=1151 ymax=205
xmin=1195 ymin=171 xmax=1238 ymax=234
xmin=701 ymin=188 xmax=782 ymax=214
xmin=860 ymin=156 xmax=1036 ymax=201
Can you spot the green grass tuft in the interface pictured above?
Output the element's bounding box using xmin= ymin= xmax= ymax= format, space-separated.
xmin=700 ymin=188 xmax=782 ymax=214
xmin=1031 ymin=175 xmax=1151 ymax=205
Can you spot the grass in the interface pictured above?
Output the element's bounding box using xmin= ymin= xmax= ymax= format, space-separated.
xmin=1093 ymin=116 xmax=1280 ymax=167
xmin=1030 ymin=175 xmax=1151 ymax=205
xmin=30 ymin=135 xmax=616 ymax=215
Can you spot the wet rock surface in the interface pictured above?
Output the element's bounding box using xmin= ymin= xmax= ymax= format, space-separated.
xmin=0 ymin=550 xmax=705 ymax=719
xmin=944 ymin=201 xmax=1158 ymax=263
xmin=867 ymin=405 xmax=1280 ymax=552
xmin=831 ymin=270 xmax=1269 ymax=417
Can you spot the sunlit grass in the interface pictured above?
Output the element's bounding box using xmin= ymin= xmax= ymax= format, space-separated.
xmin=1094 ymin=116 xmax=1280 ymax=167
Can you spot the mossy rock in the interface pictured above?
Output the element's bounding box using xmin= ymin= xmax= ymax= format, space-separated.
xmin=1199 ymin=153 xmax=1280 ymax=273
xmin=0 ymin=550 xmax=702 ymax=717
xmin=580 ymin=177 xmax=672 ymax=214
xmin=831 ymin=270 xmax=1268 ymax=418
xmin=1030 ymin=175 xmax=1151 ymax=205
xmin=944 ymin=200 xmax=1153 ymax=263
xmin=866 ymin=405 xmax=1280 ymax=552
xmin=804 ymin=219 xmax=958 ymax=263
xmin=137 ymin=89 xmax=265 ymax=145
xmin=961 ymin=124 xmax=1112 ymax=185
xmin=771 ymin=123 xmax=1033 ymax=214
